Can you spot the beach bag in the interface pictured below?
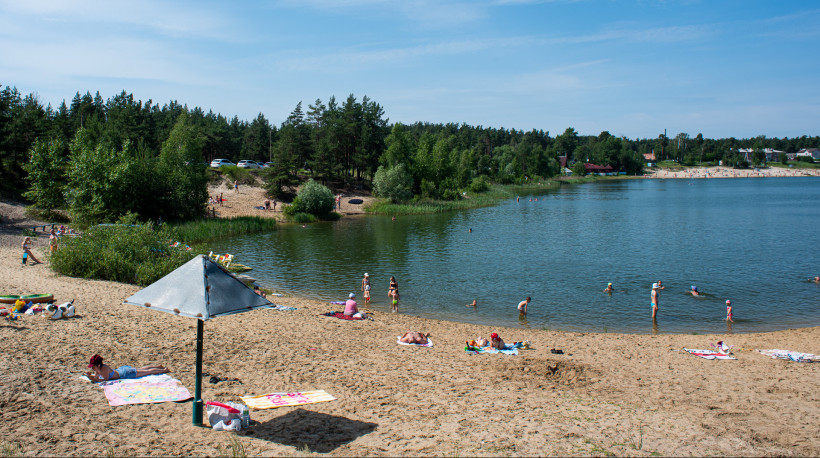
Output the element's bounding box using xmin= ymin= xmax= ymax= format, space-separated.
xmin=206 ymin=401 xmax=241 ymax=427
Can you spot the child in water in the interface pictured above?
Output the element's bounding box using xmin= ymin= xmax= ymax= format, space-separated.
xmin=364 ymin=284 xmax=371 ymax=304
xmin=725 ymin=300 xmax=733 ymax=322
xmin=391 ymin=289 xmax=400 ymax=313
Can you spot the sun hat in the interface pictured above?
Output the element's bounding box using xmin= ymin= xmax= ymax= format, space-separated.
xmin=364 ymin=273 xmax=369 ymax=277
xmin=691 ymin=285 xmax=697 ymax=291
xmin=88 ymin=354 xmax=102 ymax=368
xmin=726 ymin=300 xmax=731 ymax=304
xmin=349 ymin=293 xmax=356 ymax=298
xmin=652 ymin=283 xmax=658 ymax=289
xmin=490 ymin=332 xmax=499 ymax=340
xmin=607 ymin=283 xmax=612 ymax=286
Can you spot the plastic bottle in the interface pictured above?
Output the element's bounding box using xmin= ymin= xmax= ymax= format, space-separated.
xmin=241 ymin=406 xmax=250 ymax=429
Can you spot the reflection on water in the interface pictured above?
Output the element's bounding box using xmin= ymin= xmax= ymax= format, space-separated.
xmin=212 ymin=177 xmax=820 ymax=334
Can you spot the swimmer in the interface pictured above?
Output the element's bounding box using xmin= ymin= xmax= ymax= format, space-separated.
xmin=465 ymin=299 xmax=477 ymax=308
xmin=603 ymin=283 xmax=613 ymax=293
xmin=517 ymin=297 xmax=530 ymax=315
xmin=690 ymin=285 xmax=700 ymax=296
xmin=725 ymin=300 xmax=734 ymax=322
xmin=810 ymin=276 xmax=820 ymax=283
xmin=469 ymin=228 xmax=472 ymax=233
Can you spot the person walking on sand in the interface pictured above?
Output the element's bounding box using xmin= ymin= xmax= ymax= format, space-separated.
xmin=233 ymin=180 xmax=239 ymax=193
xmin=22 ymin=236 xmax=41 ymax=265
xmin=518 ymin=297 xmax=530 ymax=315
xmin=725 ymin=300 xmax=734 ymax=322
xmin=651 ymin=283 xmax=660 ymax=319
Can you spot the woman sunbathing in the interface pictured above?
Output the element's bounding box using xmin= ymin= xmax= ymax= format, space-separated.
xmin=400 ymin=331 xmax=430 ymax=345
xmin=85 ymin=354 xmax=169 ymax=382
xmin=490 ymin=332 xmax=506 ymax=350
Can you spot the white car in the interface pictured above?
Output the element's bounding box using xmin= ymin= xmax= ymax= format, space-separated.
xmin=210 ymin=159 xmax=235 ymax=168
xmin=237 ymin=160 xmax=260 ymax=169
xmin=262 ymin=162 xmax=274 ymax=168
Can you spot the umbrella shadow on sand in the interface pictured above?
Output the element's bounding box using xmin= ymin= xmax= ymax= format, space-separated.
xmin=245 ymin=409 xmax=377 ymax=453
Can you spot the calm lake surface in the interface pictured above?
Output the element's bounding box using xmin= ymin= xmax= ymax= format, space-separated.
xmin=213 ymin=177 xmax=820 ymax=334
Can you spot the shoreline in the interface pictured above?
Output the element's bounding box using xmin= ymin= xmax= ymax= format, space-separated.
xmin=1 ymin=240 xmax=819 ymax=455
xmin=645 ymin=165 xmax=820 ymax=179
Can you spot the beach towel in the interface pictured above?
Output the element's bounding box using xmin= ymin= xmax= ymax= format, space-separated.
xmin=240 ymin=390 xmax=336 ymax=410
xmin=757 ymin=349 xmax=819 ymax=363
xmin=97 ymin=374 xmax=192 ymax=406
xmin=683 ymin=348 xmax=737 ymax=360
xmin=321 ymin=312 xmax=364 ymax=320
xmin=261 ymin=304 xmax=297 ymax=311
xmin=468 ymin=344 xmax=518 ymax=356
xmin=397 ymin=336 xmax=433 ymax=347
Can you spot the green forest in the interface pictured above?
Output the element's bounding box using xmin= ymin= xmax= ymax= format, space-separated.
xmin=2 ymin=84 xmax=819 ymax=223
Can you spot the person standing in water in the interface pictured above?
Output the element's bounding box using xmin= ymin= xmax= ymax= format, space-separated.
xmin=391 ymin=289 xmax=400 ymax=313
xmin=725 ymin=300 xmax=734 ymax=322
xmin=388 ymin=276 xmax=398 ymax=297
xmin=651 ymin=283 xmax=660 ymax=319
xmin=361 ymin=273 xmax=370 ymax=294
xmin=517 ymin=297 xmax=530 ymax=315
xmin=603 ymin=283 xmax=613 ymax=293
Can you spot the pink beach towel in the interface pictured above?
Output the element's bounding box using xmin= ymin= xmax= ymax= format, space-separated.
xmin=683 ymin=348 xmax=737 ymax=360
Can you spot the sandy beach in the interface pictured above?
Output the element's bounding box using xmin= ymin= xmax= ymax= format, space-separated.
xmin=2 ymin=191 xmax=819 ymax=456
xmin=648 ymin=165 xmax=820 ymax=179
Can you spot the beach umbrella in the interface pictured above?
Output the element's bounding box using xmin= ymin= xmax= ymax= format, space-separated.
xmin=123 ymin=255 xmax=272 ymax=425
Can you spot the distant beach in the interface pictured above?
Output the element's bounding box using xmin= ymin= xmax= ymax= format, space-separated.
xmin=648 ymin=165 xmax=819 ymax=179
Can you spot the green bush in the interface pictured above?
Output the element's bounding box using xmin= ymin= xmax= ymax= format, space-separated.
xmin=289 ymin=179 xmax=335 ymax=216
xmin=469 ymin=175 xmax=490 ymax=193
xmin=373 ymin=164 xmax=413 ymax=202
xmin=50 ymin=218 xmax=196 ymax=286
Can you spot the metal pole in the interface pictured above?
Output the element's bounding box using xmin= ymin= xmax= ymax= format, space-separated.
xmin=193 ymin=319 xmax=204 ymax=425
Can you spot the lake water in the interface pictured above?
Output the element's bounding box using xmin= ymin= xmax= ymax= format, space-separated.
xmin=212 ymin=177 xmax=820 ymax=334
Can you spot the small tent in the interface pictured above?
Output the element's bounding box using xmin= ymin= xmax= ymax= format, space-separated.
xmin=123 ymin=255 xmax=272 ymax=424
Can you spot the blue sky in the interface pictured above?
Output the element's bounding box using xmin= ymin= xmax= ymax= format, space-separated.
xmin=1 ymin=0 xmax=818 ymax=139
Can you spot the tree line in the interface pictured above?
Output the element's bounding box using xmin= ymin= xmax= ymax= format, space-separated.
xmin=2 ymin=84 xmax=818 ymax=220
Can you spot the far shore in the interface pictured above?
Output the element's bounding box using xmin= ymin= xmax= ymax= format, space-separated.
xmin=646 ymin=164 xmax=820 ymax=179
xmin=1 ymin=198 xmax=819 ymax=456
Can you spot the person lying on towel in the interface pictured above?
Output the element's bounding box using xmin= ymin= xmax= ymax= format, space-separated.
xmin=400 ymin=331 xmax=429 ymax=345
xmin=85 ymin=354 xmax=169 ymax=382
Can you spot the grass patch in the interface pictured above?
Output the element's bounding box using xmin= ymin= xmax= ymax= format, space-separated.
xmin=170 ymin=216 xmax=277 ymax=244
xmin=367 ymin=182 xmax=559 ymax=215
xmin=216 ymin=435 xmax=247 ymax=458
xmin=0 ymin=440 xmax=23 ymax=458
xmin=769 ymin=161 xmax=820 ymax=169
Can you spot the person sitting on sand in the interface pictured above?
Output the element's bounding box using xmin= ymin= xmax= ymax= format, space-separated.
xmin=85 ymin=354 xmax=168 ymax=382
xmin=400 ymin=331 xmax=429 ymax=345
xmin=466 ymin=299 xmax=477 ymax=307
xmin=603 ymin=283 xmax=613 ymax=293
xmin=253 ymin=285 xmax=266 ymax=298
xmin=344 ymin=293 xmax=358 ymax=316
xmin=490 ymin=332 xmax=505 ymax=350
xmin=22 ymin=236 xmax=41 ymax=265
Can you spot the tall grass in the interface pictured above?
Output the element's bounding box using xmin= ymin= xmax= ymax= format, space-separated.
xmin=367 ymin=182 xmax=560 ymax=215
xmin=170 ymin=217 xmax=277 ymax=243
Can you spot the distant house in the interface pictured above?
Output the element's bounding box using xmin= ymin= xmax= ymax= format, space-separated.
xmin=786 ymin=152 xmax=797 ymax=161
xmin=796 ymin=148 xmax=820 ymax=160
xmin=737 ymin=148 xmax=784 ymax=162
xmin=643 ymin=152 xmax=656 ymax=162
xmin=559 ymin=155 xmax=568 ymax=169
xmin=584 ymin=163 xmax=615 ymax=175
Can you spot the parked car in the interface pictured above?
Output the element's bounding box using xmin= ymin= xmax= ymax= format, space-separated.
xmin=262 ymin=162 xmax=274 ymax=168
xmin=237 ymin=160 xmax=261 ymax=169
xmin=210 ymin=159 xmax=235 ymax=168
